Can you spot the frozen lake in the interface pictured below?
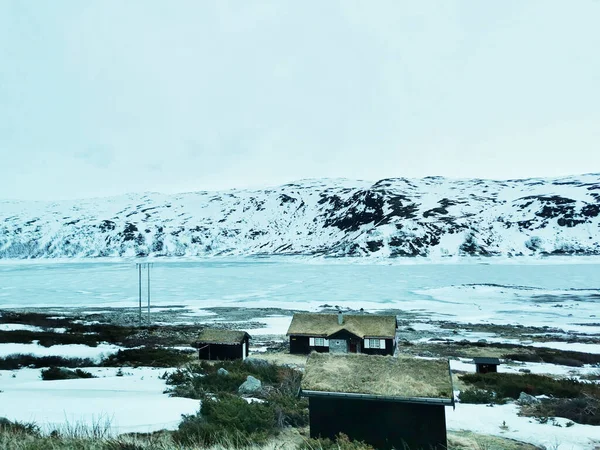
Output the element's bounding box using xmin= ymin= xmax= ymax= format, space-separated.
xmin=0 ymin=258 xmax=599 ymax=331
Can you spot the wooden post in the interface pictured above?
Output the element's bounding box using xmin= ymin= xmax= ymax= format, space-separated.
xmin=147 ymin=263 xmax=151 ymax=325
xmin=138 ymin=263 xmax=142 ymax=325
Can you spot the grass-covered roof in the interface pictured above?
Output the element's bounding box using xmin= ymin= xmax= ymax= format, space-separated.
xmin=286 ymin=313 xmax=396 ymax=339
xmin=194 ymin=329 xmax=250 ymax=345
xmin=301 ymin=353 xmax=453 ymax=400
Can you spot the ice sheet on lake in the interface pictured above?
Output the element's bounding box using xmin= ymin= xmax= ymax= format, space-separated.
xmin=0 ymin=259 xmax=598 ymax=332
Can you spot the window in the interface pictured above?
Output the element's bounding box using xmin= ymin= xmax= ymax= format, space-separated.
xmin=368 ymin=339 xmax=381 ymax=349
xmin=309 ymin=337 xmax=329 ymax=347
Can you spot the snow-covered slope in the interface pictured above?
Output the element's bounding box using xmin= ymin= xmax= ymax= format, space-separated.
xmin=1 ymin=174 xmax=599 ymax=259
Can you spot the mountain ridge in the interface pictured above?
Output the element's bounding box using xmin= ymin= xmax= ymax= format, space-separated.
xmin=1 ymin=174 xmax=599 ymax=259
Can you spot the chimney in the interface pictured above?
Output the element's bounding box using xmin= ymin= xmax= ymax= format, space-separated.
xmin=338 ymin=311 xmax=343 ymax=325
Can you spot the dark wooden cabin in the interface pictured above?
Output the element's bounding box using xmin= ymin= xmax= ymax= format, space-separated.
xmin=301 ymin=353 xmax=454 ymax=450
xmin=192 ymin=329 xmax=250 ymax=361
xmin=473 ymin=357 xmax=501 ymax=374
xmin=286 ymin=312 xmax=396 ymax=355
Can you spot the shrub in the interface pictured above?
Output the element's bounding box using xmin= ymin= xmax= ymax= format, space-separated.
xmin=165 ymin=359 xmax=308 ymax=434
xmin=268 ymin=391 xmax=309 ymax=428
xmin=173 ymin=394 xmax=276 ymax=447
xmin=461 ymin=373 xmax=599 ymax=400
xmin=102 ymin=347 xmax=192 ymax=368
xmin=0 ymin=354 xmax=95 ymax=370
xmin=68 ymin=324 xmax=135 ymax=343
xmin=0 ymin=311 xmax=72 ymax=328
xmin=0 ymin=418 xmax=40 ymax=436
xmin=41 ymin=367 xmax=96 ymax=381
xmin=503 ymin=347 xmax=600 ymax=367
xmin=458 ymin=388 xmax=500 ymax=404
xmin=0 ymin=330 xmax=99 ymax=347
xmin=520 ymin=396 xmax=600 ymax=426
xmin=164 ymin=359 xmax=291 ymax=398
xmin=301 ymin=433 xmax=375 ymax=450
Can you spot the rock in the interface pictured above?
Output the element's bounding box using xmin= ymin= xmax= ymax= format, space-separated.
xmin=217 ymin=368 xmax=229 ymax=376
xmin=238 ymin=375 xmax=262 ymax=395
xmin=477 ymin=339 xmax=488 ymax=344
xmin=243 ymin=357 xmax=270 ymax=368
xmin=517 ymin=392 xmax=540 ymax=405
xmin=518 ymin=368 xmax=531 ymax=374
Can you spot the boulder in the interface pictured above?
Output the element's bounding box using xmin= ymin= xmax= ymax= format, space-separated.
xmin=238 ymin=375 xmax=262 ymax=395
xmin=217 ymin=368 xmax=229 ymax=376
xmin=243 ymin=357 xmax=270 ymax=368
xmin=517 ymin=392 xmax=540 ymax=405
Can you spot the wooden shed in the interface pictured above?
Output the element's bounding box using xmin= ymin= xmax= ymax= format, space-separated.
xmin=473 ymin=357 xmax=501 ymax=374
xmin=286 ymin=312 xmax=396 ymax=355
xmin=192 ymin=329 xmax=250 ymax=361
xmin=300 ymin=353 xmax=454 ymax=450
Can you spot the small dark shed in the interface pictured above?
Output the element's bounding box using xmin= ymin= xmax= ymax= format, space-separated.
xmin=192 ymin=329 xmax=250 ymax=361
xmin=301 ymin=353 xmax=454 ymax=450
xmin=473 ymin=357 xmax=501 ymax=374
xmin=286 ymin=312 xmax=397 ymax=355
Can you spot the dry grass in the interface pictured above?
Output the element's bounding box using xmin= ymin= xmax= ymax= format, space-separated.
xmin=401 ymin=343 xmax=511 ymax=359
xmin=194 ymin=329 xmax=249 ymax=345
xmin=287 ymin=313 xmax=396 ymax=339
xmin=0 ymin=422 xmax=543 ymax=450
xmin=301 ymin=353 xmax=452 ymax=399
xmin=0 ymin=427 xmax=304 ymax=450
xmin=252 ymin=352 xmax=309 ymax=367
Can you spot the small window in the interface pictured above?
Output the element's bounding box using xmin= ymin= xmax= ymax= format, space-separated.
xmin=314 ymin=337 xmax=325 ymax=347
xmin=369 ymin=339 xmax=381 ymax=349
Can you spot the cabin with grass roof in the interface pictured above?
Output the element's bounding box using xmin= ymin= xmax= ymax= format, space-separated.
xmin=286 ymin=312 xmax=397 ymax=355
xmin=300 ymin=353 xmax=454 ymax=450
xmin=192 ymin=329 xmax=250 ymax=361
xmin=473 ymin=356 xmax=501 ymax=374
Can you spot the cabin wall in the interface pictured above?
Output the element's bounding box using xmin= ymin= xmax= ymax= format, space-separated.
xmin=289 ymin=336 xmax=311 ymax=354
xmin=361 ymin=338 xmax=395 ymax=356
xmin=308 ymin=397 xmax=447 ymax=450
xmin=244 ymin=336 xmax=250 ymax=357
xmin=289 ymin=335 xmax=331 ymax=354
xmin=198 ymin=343 xmax=243 ymax=360
xmin=476 ymin=363 xmax=498 ymax=374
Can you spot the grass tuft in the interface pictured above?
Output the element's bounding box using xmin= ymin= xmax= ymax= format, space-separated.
xmin=102 ymin=347 xmax=192 ymax=368
xmin=0 ymin=354 xmax=96 ymax=370
xmin=460 ymin=372 xmax=600 ymax=401
xmin=41 ymin=367 xmax=96 ymax=381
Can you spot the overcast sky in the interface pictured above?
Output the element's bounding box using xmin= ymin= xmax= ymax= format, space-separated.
xmin=1 ymin=1 xmax=599 ymax=200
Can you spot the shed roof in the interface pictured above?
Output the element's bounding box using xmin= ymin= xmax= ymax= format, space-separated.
xmin=301 ymin=353 xmax=453 ymax=402
xmin=286 ymin=313 xmax=396 ymax=339
xmin=194 ymin=329 xmax=250 ymax=345
xmin=473 ymin=357 xmax=501 ymax=365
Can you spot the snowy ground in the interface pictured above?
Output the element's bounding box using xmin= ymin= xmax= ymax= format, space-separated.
xmin=447 ymin=403 xmax=600 ymax=450
xmin=450 ymin=358 xmax=600 ymax=378
xmin=0 ymin=342 xmax=121 ymax=361
xmin=0 ymin=366 xmax=199 ymax=434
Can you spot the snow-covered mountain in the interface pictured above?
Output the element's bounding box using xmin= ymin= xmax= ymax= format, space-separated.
xmin=1 ymin=174 xmax=599 ymax=259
